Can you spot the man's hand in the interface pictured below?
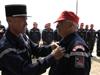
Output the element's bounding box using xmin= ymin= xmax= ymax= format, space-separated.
xmin=50 ymin=42 xmax=59 ymax=50
xmin=51 ymin=46 xmax=65 ymax=60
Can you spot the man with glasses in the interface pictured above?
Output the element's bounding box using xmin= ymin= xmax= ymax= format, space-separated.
xmin=49 ymin=11 xmax=91 ymax=75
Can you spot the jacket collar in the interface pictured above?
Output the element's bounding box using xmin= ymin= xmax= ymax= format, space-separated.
xmin=5 ymin=30 xmax=21 ymax=47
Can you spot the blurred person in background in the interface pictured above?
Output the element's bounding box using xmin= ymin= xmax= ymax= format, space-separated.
xmin=42 ymin=23 xmax=54 ymax=45
xmin=0 ymin=20 xmax=6 ymax=39
xmin=29 ymin=22 xmax=41 ymax=44
xmin=54 ymin=28 xmax=62 ymax=42
xmin=84 ymin=24 xmax=89 ymax=45
xmin=78 ymin=23 xmax=85 ymax=40
xmin=87 ymin=24 xmax=96 ymax=57
xmin=96 ymin=29 xmax=100 ymax=57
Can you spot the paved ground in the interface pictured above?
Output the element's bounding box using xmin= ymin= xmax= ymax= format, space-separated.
xmin=90 ymin=56 xmax=100 ymax=75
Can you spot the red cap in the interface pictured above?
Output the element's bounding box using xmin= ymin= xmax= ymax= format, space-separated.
xmin=55 ymin=11 xmax=79 ymax=24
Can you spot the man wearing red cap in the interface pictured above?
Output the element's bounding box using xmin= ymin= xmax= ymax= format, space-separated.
xmin=49 ymin=11 xmax=91 ymax=75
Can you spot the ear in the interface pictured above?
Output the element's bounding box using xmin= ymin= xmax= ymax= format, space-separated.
xmin=7 ymin=17 xmax=14 ymax=23
xmin=6 ymin=17 xmax=14 ymax=26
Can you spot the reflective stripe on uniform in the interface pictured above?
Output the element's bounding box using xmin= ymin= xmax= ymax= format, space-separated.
xmin=72 ymin=45 xmax=85 ymax=51
xmin=64 ymin=52 xmax=90 ymax=58
xmin=0 ymin=48 xmax=27 ymax=58
xmin=0 ymin=48 xmax=16 ymax=58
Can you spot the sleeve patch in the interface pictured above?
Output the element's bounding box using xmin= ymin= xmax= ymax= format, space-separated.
xmin=75 ymin=56 xmax=85 ymax=68
xmin=72 ymin=45 xmax=85 ymax=51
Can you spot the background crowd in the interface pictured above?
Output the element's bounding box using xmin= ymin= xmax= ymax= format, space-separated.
xmin=0 ymin=20 xmax=100 ymax=57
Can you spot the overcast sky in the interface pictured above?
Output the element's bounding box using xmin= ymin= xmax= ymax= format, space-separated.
xmin=0 ymin=0 xmax=100 ymax=30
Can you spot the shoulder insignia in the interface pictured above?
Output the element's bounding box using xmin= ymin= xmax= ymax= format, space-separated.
xmin=72 ymin=45 xmax=85 ymax=51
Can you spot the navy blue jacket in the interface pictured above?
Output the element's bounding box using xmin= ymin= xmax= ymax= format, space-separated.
xmin=87 ymin=29 xmax=96 ymax=52
xmin=96 ymin=30 xmax=100 ymax=50
xmin=0 ymin=25 xmax=5 ymax=39
xmin=29 ymin=28 xmax=41 ymax=44
xmin=87 ymin=29 xmax=96 ymax=42
xmin=0 ymin=30 xmax=56 ymax=75
xmin=78 ymin=29 xmax=85 ymax=40
xmin=42 ymin=29 xmax=54 ymax=45
xmin=49 ymin=32 xmax=91 ymax=75
xmin=54 ymin=30 xmax=62 ymax=42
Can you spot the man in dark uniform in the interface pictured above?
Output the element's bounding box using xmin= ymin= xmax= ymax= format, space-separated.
xmin=78 ymin=23 xmax=85 ymax=40
xmin=84 ymin=25 xmax=89 ymax=45
xmin=0 ymin=21 xmax=5 ymax=39
xmin=96 ymin=29 xmax=100 ymax=56
xmin=0 ymin=4 xmax=65 ymax=75
xmin=87 ymin=24 xmax=96 ymax=56
xmin=42 ymin=23 xmax=54 ymax=45
xmin=29 ymin=22 xmax=41 ymax=44
xmin=49 ymin=11 xmax=91 ymax=75
xmin=54 ymin=29 xmax=62 ymax=42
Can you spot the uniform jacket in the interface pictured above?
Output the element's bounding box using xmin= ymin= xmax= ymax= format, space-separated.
xmin=96 ymin=30 xmax=100 ymax=50
xmin=29 ymin=28 xmax=41 ymax=44
xmin=87 ymin=29 xmax=96 ymax=42
xmin=96 ymin=30 xmax=100 ymax=42
xmin=87 ymin=29 xmax=96 ymax=51
xmin=84 ymin=29 xmax=89 ymax=44
xmin=42 ymin=29 xmax=54 ymax=45
xmin=49 ymin=32 xmax=91 ymax=75
xmin=78 ymin=29 xmax=85 ymax=40
xmin=0 ymin=30 xmax=56 ymax=75
xmin=0 ymin=25 xmax=5 ymax=39
xmin=54 ymin=30 xmax=62 ymax=42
